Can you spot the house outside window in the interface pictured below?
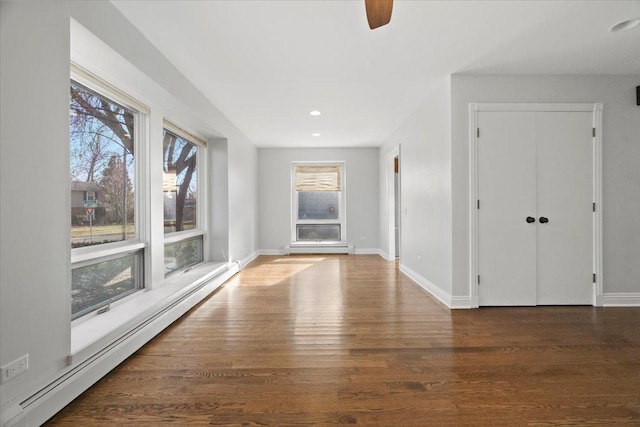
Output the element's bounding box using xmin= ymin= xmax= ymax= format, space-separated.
xmin=292 ymin=162 xmax=346 ymax=244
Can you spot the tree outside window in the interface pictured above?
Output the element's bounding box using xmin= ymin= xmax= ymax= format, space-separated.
xmin=70 ymin=81 xmax=135 ymax=247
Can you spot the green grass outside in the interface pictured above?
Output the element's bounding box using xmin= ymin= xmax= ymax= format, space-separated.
xmin=71 ymin=224 xmax=135 ymax=238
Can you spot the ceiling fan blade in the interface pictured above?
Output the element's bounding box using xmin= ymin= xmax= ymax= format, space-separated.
xmin=365 ymin=0 xmax=393 ymax=30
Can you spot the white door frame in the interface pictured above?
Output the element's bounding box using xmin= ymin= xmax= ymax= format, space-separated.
xmin=386 ymin=146 xmax=400 ymax=261
xmin=468 ymin=103 xmax=603 ymax=308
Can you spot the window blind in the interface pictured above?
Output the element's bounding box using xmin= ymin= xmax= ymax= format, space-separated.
xmin=295 ymin=165 xmax=342 ymax=192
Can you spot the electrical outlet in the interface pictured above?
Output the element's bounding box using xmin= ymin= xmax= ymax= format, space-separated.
xmin=417 ymin=255 xmax=422 ymax=263
xmin=1 ymin=355 xmax=28 ymax=384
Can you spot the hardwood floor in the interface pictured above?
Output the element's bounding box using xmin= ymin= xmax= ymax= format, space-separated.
xmin=46 ymin=255 xmax=640 ymax=426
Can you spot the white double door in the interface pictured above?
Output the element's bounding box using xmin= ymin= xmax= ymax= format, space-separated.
xmin=477 ymin=111 xmax=593 ymax=306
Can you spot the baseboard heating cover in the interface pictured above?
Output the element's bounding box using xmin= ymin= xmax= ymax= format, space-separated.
xmin=15 ymin=262 xmax=239 ymax=427
xmin=285 ymin=245 xmax=354 ymax=255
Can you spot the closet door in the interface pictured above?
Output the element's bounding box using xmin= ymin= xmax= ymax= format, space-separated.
xmin=477 ymin=112 xmax=537 ymax=306
xmin=535 ymin=112 xmax=593 ymax=304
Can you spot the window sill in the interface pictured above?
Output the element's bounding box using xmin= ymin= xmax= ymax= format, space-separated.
xmin=69 ymin=261 xmax=233 ymax=365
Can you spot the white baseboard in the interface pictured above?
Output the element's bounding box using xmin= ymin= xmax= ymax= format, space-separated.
xmin=21 ymin=264 xmax=239 ymax=427
xmin=399 ymin=264 xmax=471 ymax=309
xmin=354 ymin=247 xmax=384 ymax=256
xmin=450 ymin=296 xmax=473 ymax=309
xmin=238 ymin=251 xmax=259 ymax=269
xmin=258 ymin=248 xmax=387 ymax=257
xmin=258 ymin=249 xmax=286 ymax=256
xmin=602 ymin=293 xmax=640 ymax=307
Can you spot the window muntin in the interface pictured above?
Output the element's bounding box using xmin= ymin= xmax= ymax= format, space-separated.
xmin=292 ymin=162 xmax=345 ymax=243
xmin=70 ymin=81 xmax=136 ymax=248
xmin=162 ymin=129 xmax=198 ymax=234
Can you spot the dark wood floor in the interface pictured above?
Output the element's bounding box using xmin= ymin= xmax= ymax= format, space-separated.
xmin=46 ymin=255 xmax=640 ymax=426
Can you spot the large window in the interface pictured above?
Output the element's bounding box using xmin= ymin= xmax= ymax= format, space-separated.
xmin=70 ymin=82 xmax=136 ymax=247
xmin=70 ymin=68 xmax=147 ymax=320
xmin=163 ymin=124 xmax=204 ymax=277
xmin=292 ymin=163 xmax=345 ymax=243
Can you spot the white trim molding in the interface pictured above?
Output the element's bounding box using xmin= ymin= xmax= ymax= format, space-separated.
xmin=258 ymin=249 xmax=287 ymax=256
xmin=601 ymin=293 xmax=640 ymax=307
xmin=468 ymin=102 xmax=603 ymax=308
xmin=400 ymin=264 xmax=472 ymax=309
xmin=354 ymin=248 xmax=384 ymax=256
xmin=238 ymin=251 xmax=259 ymax=269
xmin=386 ymin=146 xmax=400 ymax=261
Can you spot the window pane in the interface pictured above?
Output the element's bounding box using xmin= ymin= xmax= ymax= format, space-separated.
xmin=70 ymin=81 xmax=136 ymax=248
xmin=163 ymin=130 xmax=197 ymax=233
xmin=165 ymin=236 xmax=203 ymax=277
xmin=72 ymin=251 xmax=143 ymax=319
xmin=297 ymin=224 xmax=341 ymax=241
xmin=298 ymin=191 xmax=340 ymax=220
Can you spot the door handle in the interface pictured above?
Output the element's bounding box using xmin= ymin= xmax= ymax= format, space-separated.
xmin=539 ymin=217 xmax=549 ymax=224
xmin=526 ymin=217 xmax=536 ymax=223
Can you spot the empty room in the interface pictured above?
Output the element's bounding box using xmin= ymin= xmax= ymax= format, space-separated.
xmin=1 ymin=0 xmax=639 ymax=425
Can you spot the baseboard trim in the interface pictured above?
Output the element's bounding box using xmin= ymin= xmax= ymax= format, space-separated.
xmin=450 ymin=296 xmax=473 ymax=309
xmin=602 ymin=293 xmax=640 ymax=307
xmin=258 ymin=249 xmax=287 ymax=256
xmin=22 ymin=264 xmax=239 ymax=427
xmin=258 ymin=248 xmax=386 ymax=257
xmin=399 ymin=264 xmax=472 ymax=309
xmin=354 ymin=248 xmax=383 ymax=256
xmin=238 ymin=251 xmax=259 ymax=269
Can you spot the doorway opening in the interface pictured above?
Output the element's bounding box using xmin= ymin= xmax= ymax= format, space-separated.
xmin=387 ymin=146 xmax=400 ymax=261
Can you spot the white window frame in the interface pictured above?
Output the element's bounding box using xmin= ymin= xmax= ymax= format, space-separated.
xmin=70 ymin=63 xmax=150 ymax=320
xmin=291 ymin=161 xmax=346 ymax=245
xmin=85 ymin=190 xmax=96 ymax=202
xmin=162 ymin=120 xmax=207 ymax=276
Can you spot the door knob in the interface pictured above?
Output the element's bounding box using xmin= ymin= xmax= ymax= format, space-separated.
xmin=539 ymin=217 xmax=549 ymax=224
xmin=526 ymin=217 xmax=536 ymax=223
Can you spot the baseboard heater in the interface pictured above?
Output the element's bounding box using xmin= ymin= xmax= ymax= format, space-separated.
xmin=15 ymin=262 xmax=239 ymax=427
xmin=285 ymin=245 xmax=354 ymax=255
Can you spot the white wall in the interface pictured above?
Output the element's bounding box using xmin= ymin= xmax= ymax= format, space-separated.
xmin=379 ymin=78 xmax=453 ymax=296
xmin=1 ymin=0 xmax=72 ymax=407
xmin=229 ymin=137 xmax=259 ymax=262
xmin=451 ymin=75 xmax=640 ymax=298
xmin=258 ymin=148 xmax=379 ymax=252
xmin=0 ymin=0 xmax=259 ymax=420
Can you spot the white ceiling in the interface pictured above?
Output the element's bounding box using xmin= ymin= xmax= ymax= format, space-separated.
xmin=112 ymin=0 xmax=640 ymax=148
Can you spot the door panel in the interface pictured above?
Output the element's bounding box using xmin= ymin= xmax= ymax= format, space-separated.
xmin=478 ymin=112 xmax=537 ymax=306
xmin=535 ymin=112 xmax=593 ymax=304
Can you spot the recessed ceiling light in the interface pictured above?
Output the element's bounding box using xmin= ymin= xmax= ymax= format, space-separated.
xmin=609 ymin=17 xmax=640 ymax=32
xmin=310 ymin=110 xmax=322 ymax=116
xmin=312 ymin=133 xmax=321 ymax=137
